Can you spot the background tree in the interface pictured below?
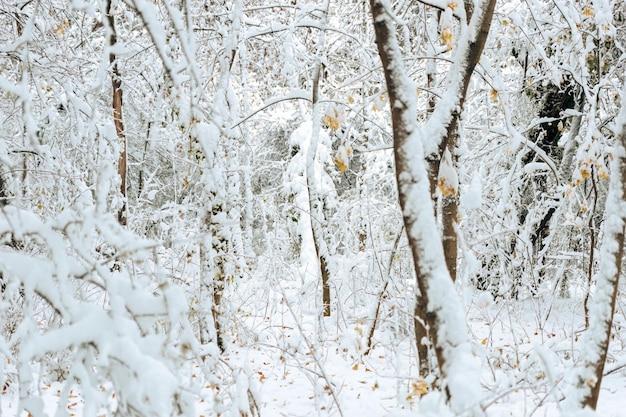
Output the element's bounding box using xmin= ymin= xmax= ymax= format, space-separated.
xmin=564 ymin=82 xmax=626 ymax=412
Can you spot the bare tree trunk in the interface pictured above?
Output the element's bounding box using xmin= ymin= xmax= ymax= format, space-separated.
xmin=373 ymin=0 xmax=495 ymax=381
xmin=568 ymin=89 xmax=626 ymax=410
xmin=211 ymin=246 xmax=226 ymax=352
xmin=441 ymin=150 xmax=459 ymax=283
xmin=583 ymin=167 xmax=599 ymax=328
xmin=369 ymin=1 xmax=492 ymax=409
xmin=414 ymin=294 xmax=430 ymax=377
xmin=427 ymin=0 xmax=495 ymax=283
xmin=308 ymin=62 xmax=332 ymax=317
xmin=106 ymin=0 xmax=127 ymax=226
xmin=307 ymin=2 xmax=332 ymax=317
xmin=415 ymin=16 xmax=439 ymax=376
xmin=365 ymin=225 xmax=404 ymax=356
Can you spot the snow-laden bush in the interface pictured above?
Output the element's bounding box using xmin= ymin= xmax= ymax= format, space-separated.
xmin=0 ymin=204 xmax=199 ymax=417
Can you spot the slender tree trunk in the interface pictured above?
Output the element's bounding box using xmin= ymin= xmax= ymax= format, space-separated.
xmin=13 ymin=11 xmax=29 ymax=201
xmin=370 ymin=1 xmax=487 ymax=409
xmin=414 ymin=294 xmax=430 ymax=377
xmin=557 ymin=95 xmax=586 ymax=297
xmin=426 ymin=0 xmax=496 ymax=283
xmin=583 ymin=167 xmax=599 ymax=328
xmin=441 ymin=149 xmax=459 ymax=283
xmin=365 ymin=225 xmax=404 ymax=356
xmin=568 ymin=88 xmax=626 ymax=410
xmin=307 ymin=2 xmax=332 ymax=317
xmin=106 ymin=0 xmax=127 ymax=226
xmin=308 ymin=62 xmax=332 ymax=317
xmin=415 ymin=16 xmax=439 ymax=376
xmin=387 ymin=0 xmax=495 ymax=378
xmin=211 ymin=245 xmax=226 ymax=352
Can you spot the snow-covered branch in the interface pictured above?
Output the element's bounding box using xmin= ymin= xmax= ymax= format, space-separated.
xmin=563 ymin=85 xmax=626 ymax=412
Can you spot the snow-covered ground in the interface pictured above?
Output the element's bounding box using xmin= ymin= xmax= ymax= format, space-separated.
xmin=2 ymin=287 xmax=624 ymax=417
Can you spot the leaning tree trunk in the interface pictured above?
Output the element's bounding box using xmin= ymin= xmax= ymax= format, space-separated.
xmin=566 ymin=87 xmax=626 ymax=411
xmin=370 ymin=0 xmax=487 ymax=410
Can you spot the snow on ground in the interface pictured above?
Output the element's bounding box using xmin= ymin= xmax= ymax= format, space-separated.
xmin=1 ymin=288 xmax=625 ymax=416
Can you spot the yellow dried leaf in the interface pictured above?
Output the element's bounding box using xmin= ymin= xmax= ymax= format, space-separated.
xmin=598 ymin=170 xmax=609 ymax=179
xmin=490 ymin=89 xmax=498 ymax=101
xmin=581 ymin=6 xmax=594 ymax=17
xmin=372 ymin=93 xmax=387 ymax=111
xmin=53 ymin=24 xmax=66 ymax=35
xmin=324 ymin=114 xmax=340 ymax=131
xmin=324 ymin=107 xmax=343 ymax=131
xmin=334 ymin=145 xmax=352 ymax=173
xmin=410 ymin=379 xmax=429 ymax=396
xmin=441 ymin=26 xmax=454 ymax=51
xmin=347 ymin=96 xmax=355 ymax=104
xmin=334 ymin=155 xmax=347 ymax=172
xmin=446 ymin=2 xmax=459 ymax=11
xmin=580 ymin=168 xmax=591 ymax=179
xmin=438 ymin=178 xmax=457 ymax=197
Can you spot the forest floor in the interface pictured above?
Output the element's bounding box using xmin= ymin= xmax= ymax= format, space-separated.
xmin=1 ymin=289 xmax=625 ymax=416
xmin=210 ymin=292 xmax=626 ymax=417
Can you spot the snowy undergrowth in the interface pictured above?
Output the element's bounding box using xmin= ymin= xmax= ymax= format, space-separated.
xmin=2 ymin=243 xmax=625 ymax=417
